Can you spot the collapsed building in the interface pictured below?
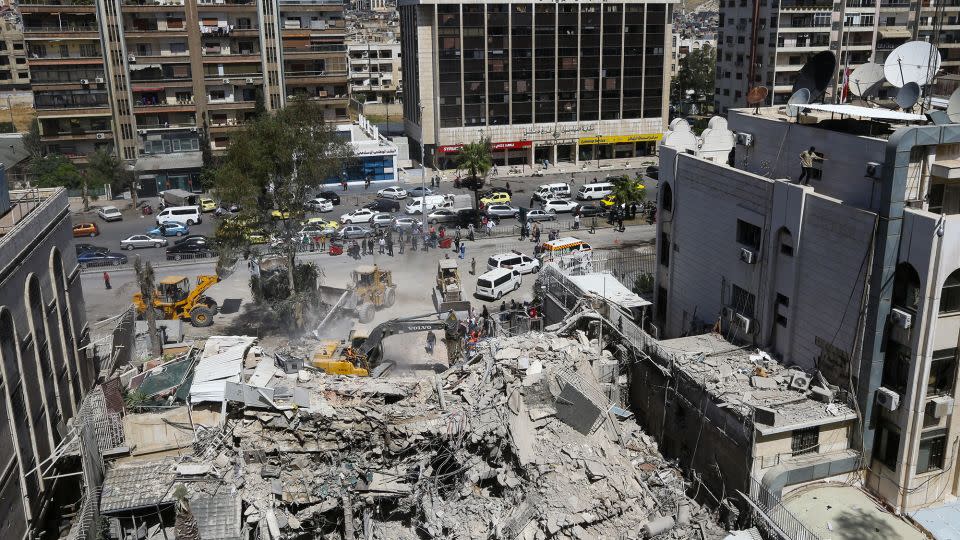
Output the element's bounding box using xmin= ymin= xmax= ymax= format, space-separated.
xmin=70 ymin=324 xmax=731 ymax=540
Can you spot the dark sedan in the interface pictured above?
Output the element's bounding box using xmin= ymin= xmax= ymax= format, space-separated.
xmin=77 ymin=251 xmax=128 ymax=267
xmin=75 ymin=243 xmax=108 ymax=255
xmin=166 ymin=238 xmax=215 ymax=261
xmin=174 ymin=234 xmax=209 ymax=245
xmin=317 ymin=190 xmax=341 ymax=205
xmin=577 ymin=204 xmax=607 ymax=218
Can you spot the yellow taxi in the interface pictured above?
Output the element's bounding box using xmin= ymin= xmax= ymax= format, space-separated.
xmin=199 ymin=198 xmax=217 ymax=212
xmin=270 ymin=209 xmax=291 ymax=220
xmin=600 ymin=194 xmax=618 ymax=207
xmin=303 ymin=217 xmax=339 ymax=229
xmin=245 ymin=231 xmax=269 ymax=244
xmin=480 ymin=191 xmax=511 ymax=205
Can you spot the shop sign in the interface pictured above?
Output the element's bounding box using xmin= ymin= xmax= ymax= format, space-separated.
xmin=578 ymin=133 xmax=664 ymax=145
xmin=438 ymin=141 xmax=531 ymax=154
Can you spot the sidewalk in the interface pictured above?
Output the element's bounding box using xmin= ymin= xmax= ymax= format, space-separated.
xmin=397 ymin=155 xmax=658 ymax=185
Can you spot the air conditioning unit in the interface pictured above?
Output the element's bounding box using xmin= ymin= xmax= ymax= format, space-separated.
xmin=128 ymin=54 xmax=136 ymax=63
xmin=79 ymin=79 xmax=89 ymax=85
xmin=736 ymin=132 xmax=754 ymax=146
xmin=790 ymin=372 xmax=812 ymax=392
xmin=137 ymin=129 xmax=148 ymax=135
xmin=95 ymin=77 xmax=104 ymax=84
xmin=932 ymin=396 xmax=955 ymax=418
xmin=190 ymin=127 xmax=198 ymax=133
xmin=876 ymin=387 xmax=901 ymax=411
xmin=246 ymin=77 xmax=254 ymax=84
xmin=740 ymin=247 xmax=757 ymax=264
xmin=890 ymin=307 xmax=913 ymax=329
xmin=96 ymin=132 xmax=105 ymax=140
xmin=733 ymin=313 xmax=754 ymax=334
xmin=721 ymin=306 xmax=734 ymax=321
xmin=222 ymin=78 xmax=231 ymax=84
xmin=866 ymin=161 xmax=882 ymax=179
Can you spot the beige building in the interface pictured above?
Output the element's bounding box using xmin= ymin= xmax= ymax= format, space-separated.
xmin=347 ymin=39 xmax=400 ymax=105
xmin=0 ymin=18 xmax=30 ymax=91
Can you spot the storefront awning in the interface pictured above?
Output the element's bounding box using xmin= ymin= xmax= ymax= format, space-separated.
xmin=879 ymin=28 xmax=911 ymax=39
xmin=135 ymin=152 xmax=203 ymax=172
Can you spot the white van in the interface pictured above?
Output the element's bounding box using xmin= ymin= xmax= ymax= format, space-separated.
xmin=405 ymin=195 xmax=447 ymax=215
xmin=487 ymin=251 xmax=541 ymax=274
xmin=475 ymin=267 xmax=522 ymax=300
xmin=533 ymin=183 xmax=571 ymax=202
xmin=576 ymin=182 xmax=614 ymax=201
xmin=156 ymin=206 xmax=202 ymax=226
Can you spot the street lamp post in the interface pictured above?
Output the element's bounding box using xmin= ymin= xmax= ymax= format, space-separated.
xmin=419 ymin=102 xmax=426 ymax=212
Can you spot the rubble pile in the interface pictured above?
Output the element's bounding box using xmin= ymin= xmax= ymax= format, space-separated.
xmin=112 ymin=332 xmax=726 ymax=539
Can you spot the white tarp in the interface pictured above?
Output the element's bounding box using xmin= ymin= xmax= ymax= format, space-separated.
xmin=567 ymin=272 xmax=652 ymax=309
xmin=189 ymin=336 xmax=256 ymax=403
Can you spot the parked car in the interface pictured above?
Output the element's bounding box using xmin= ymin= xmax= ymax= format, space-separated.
xmin=371 ymin=213 xmax=396 ymax=229
xmin=77 ymin=251 xmax=128 ymax=267
xmin=121 ymin=234 xmax=167 ymax=250
xmin=455 ymin=208 xmax=483 ymax=227
xmin=577 ymin=204 xmax=606 ymax=218
xmin=481 ymin=186 xmax=512 ymax=197
xmin=166 ymin=238 xmax=215 ymax=260
xmin=97 ymin=205 xmax=123 ymax=222
xmin=339 ymin=225 xmax=372 ymax=239
xmin=147 ymin=222 xmax=190 ymax=237
xmin=543 ymin=199 xmax=579 ymax=214
xmin=407 ymin=186 xmax=433 ymax=198
xmin=174 ymin=234 xmax=208 ymax=245
xmin=306 ymin=198 xmax=334 ymax=212
xmin=340 ymin=208 xmax=376 ymax=224
xmin=298 ymin=224 xmax=337 ymax=238
xmin=480 ymin=191 xmax=511 ymax=205
xmin=199 ymin=198 xmax=217 ymax=212
xmin=303 ymin=217 xmax=339 ymax=229
xmin=72 ymin=222 xmax=99 ymax=238
xmin=425 ymin=208 xmax=459 ymax=224
xmin=317 ymin=191 xmax=341 ymax=205
xmin=392 ymin=217 xmax=422 ymax=232
xmin=270 ymin=209 xmax=291 ymax=220
xmin=75 ymin=243 xmax=108 ymax=255
xmin=488 ymin=251 xmax=541 ymax=274
xmin=485 ymin=204 xmax=520 ymax=219
xmin=364 ymin=198 xmax=401 ymax=212
xmin=524 ymin=209 xmax=556 ymax=222
xmin=378 ymin=186 xmax=408 ymax=200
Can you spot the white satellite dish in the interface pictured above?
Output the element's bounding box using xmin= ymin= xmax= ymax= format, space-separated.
xmin=883 ymin=41 xmax=941 ymax=88
xmin=947 ymin=88 xmax=960 ymax=123
xmin=848 ymin=62 xmax=886 ymax=98
xmin=787 ymin=88 xmax=811 ymax=118
xmin=895 ymin=82 xmax=920 ymax=110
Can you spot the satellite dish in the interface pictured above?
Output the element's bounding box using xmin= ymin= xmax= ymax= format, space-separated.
xmin=793 ymin=51 xmax=836 ymax=101
xmin=746 ymin=86 xmax=769 ymax=105
xmin=927 ymin=110 xmax=951 ymax=125
xmin=883 ymin=41 xmax=941 ymax=88
xmin=787 ymin=88 xmax=811 ymax=118
xmin=947 ymin=88 xmax=960 ymax=123
xmin=848 ymin=62 xmax=886 ymax=98
xmin=895 ymin=82 xmax=920 ymax=109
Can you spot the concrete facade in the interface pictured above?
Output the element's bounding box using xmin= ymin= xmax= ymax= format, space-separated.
xmin=398 ymin=0 xmax=674 ymax=169
xmin=0 ymin=187 xmax=94 ymax=539
xmin=347 ymin=40 xmax=401 ymax=105
xmin=654 ymin=106 xmax=960 ymax=513
xmin=0 ymin=19 xmax=30 ymax=91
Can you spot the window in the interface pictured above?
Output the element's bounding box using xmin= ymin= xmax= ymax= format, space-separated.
xmin=791 ymin=426 xmax=819 ymax=456
xmin=893 ymin=264 xmax=921 ymax=311
xmin=813 ymin=12 xmax=831 ymax=26
xmin=209 ymin=90 xmax=226 ymax=100
xmin=661 ymin=184 xmax=672 ymax=212
xmin=881 ymin=341 xmax=911 ymax=394
xmin=929 ymin=349 xmax=957 ymax=396
xmin=940 ymin=270 xmax=960 ymax=314
xmin=780 ymin=243 xmax=794 ymax=256
xmin=659 ymin=232 xmax=670 ymax=267
xmin=170 ymin=42 xmax=187 ymax=54
xmin=917 ymin=429 xmax=947 ymax=473
xmin=731 ymin=284 xmax=756 ymax=318
xmin=736 ymin=219 xmax=762 ymax=250
xmin=776 ymin=293 xmax=789 ymax=307
xmin=874 ymin=423 xmax=900 ymax=470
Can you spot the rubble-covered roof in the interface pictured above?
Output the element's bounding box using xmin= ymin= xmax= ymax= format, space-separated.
xmin=653 ymin=333 xmax=857 ymax=435
xmin=100 ymin=460 xmax=176 ymax=513
xmin=567 ymin=272 xmax=652 ymax=309
xmin=189 ymin=336 xmax=256 ymax=403
xmin=191 ymin=494 xmax=242 ymax=540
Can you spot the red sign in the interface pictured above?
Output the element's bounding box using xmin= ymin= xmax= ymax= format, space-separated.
xmin=438 ymin=141 xmax=531 ymax=154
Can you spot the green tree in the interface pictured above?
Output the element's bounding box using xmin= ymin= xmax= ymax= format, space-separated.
xmin=23 ymin=118 xmax=42 ymax=158
xmin=134 ymin=256 xmax=161 ymax=357
xmin=609 ymin=175 xmax=647 ymax=208
xmin=455 ymin=138 xmax=493 ymax=213
xmin=212 ymin=98 xmax=352 ymax=306
xmin=88 ymin=148 xmax=138 ymax=209
xmin=253 ymin=88 xmax=266 ymax=119
xmin=31 ymin=153 xmax=96 ymax=210
xmin=673 ymin=44 xmax=716 ymax=110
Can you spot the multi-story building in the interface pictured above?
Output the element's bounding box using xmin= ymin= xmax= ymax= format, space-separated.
xmin=0 ymin=17 xmax=30 ymax=91
xmin=347 ymin=40 xmax=400 ymax=105
xmin=20 ymin=0 xmax=348 ymax=193
xmin=399 ymin=0 xmax=674 ymax=169
xmin=714 ymin=0 xmax=960 ymax=113
xmin=0 ymin=181 xmax=94 ymax=539
xmin=654 ymin=105 xmax=960 ymax=513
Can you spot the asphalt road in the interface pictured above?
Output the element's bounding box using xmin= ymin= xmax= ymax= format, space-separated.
xmin=70 ymin=166 xmax=658 ymax=265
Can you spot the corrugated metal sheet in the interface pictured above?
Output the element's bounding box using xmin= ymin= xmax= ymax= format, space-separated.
xmin=189 ymin=336 xmax=256 ymax=403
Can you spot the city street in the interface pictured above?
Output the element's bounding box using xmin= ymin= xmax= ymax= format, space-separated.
xmin=69 ymin=166 xmax=659 ymax=265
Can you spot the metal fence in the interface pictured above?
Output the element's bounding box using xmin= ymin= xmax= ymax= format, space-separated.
xmin=744 ymin=476 xmax=821 ymax=540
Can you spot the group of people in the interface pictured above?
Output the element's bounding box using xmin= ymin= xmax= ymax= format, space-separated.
xmin=333 ymin=224 xmax=469 ymax=260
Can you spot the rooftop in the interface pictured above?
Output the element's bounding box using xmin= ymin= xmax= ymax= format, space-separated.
xmin=652 ymin=333 xmax=857 ymax=435
xmin=0 ymin=187 xmax=65 ymax=240
xmin=785 ymin=484 xmax=925 ymax=540
xmin=730 ymin=104 xmax=931 ymax=141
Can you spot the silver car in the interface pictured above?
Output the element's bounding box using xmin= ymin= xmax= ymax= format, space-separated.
xmin=426 ymin=208 xmax=459 ymax=224
xmin=371 ymin=212 xmax=395 ymax=229
xmin=121 ymin=234 xmax=167 ymax=250
xmin=392 ymin=217 xmax=422 ymax=232
xmin=486 ymin=204 xmax=520 ymax=218
xmin=525 ymin=209 xmax=556 ymax=222
xmin=339 ymin=225 xmax=372 ymax=239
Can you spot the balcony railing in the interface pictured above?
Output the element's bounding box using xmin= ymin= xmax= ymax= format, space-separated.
xmin=29 ymin=53 xmax=102 ymax=60
xmin=198 ymin=0 xmax=255 ymax=5
xmin=122 ymin=0 xmax=184 ymax=5
xmin=24 ymin=24 xmax=98 ymax=32
xmin=278 ymin=0 xmax=342 ymax=5
xmin=36 ymin=97 xmax=110 ymax=109
xmin=282 ymin=44 xmax=347 ymax=53
xmin=18 ymin=0 xmax=94 ymax=5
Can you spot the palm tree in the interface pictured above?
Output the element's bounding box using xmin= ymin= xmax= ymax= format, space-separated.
xmin=456 ymin=138 xmax=493 ymax=213
xmin=609 ymin=175 xmax=647 ymax=212
xmin=133 ymin=256 xmax=161 ymax=357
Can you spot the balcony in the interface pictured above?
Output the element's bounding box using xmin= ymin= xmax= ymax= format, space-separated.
xmin=278 ymin=0 xmax=343 ymax=7
xmin=121 ymin=0 xmax=184 ymax=11
xmin=124 ymin=24 xmax=188 ymax=37
xmin=28 ymin=54 xmax=103 ymax=66
xmin=18 ymin=0 xmax=95 ymax=13
xmin=197 ymin=0 xmax=257 ymax=9
xmin=23 ymin=23 xmax=98 ymax=37
xmin=206 ymin=99 xmax=256 ymax=110
xmin=284 ymin=70 xmax=347 ymax=83
xmin=42 ymin=129 xmax=113 ymax=141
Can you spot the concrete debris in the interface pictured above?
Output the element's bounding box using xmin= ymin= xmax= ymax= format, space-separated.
xmin=108 ymin=332 xmax=726 ymax=540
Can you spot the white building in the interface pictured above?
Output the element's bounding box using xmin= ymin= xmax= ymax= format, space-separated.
xmin=654 ymin=104 xmax=960 ymax=513
xmin=347 ymin=40 xmax=402 ymax=105
xmin=337 ymin=115 xmax=398 ymax=183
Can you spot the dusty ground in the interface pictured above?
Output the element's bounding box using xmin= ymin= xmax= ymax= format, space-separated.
xmin=0 ymin=102 xmax=35 ymax=131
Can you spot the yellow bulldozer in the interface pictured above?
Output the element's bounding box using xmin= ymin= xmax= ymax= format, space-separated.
xmin=133 ymin=275 xmax=221 ymax=327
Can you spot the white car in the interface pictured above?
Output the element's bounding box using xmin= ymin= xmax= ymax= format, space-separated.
xmin=370 ymin=212 xmax=395 ymax=228
xmin=487 ymin=251 xmax=541 ymax=274
xmin=121 ymin=234 xmax=167 ymax=250
xmin=340 ymin=208 xmax=376 ymax=224
xmin=98 ymin=205 xmax=123 ymax=222
xmin=525 ymin=209 xmax=556 ymax=222
xmin=306 ymin=198 xmax=333 ymax=212
xmin=543 ymin=199 xmax=579 ymax=214
xmin=378 ymin=186 xmax=408 ymax=200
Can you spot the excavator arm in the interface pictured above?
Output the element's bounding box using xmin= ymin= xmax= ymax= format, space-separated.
xmin=358 ymin=312 xmax=460 ymax=358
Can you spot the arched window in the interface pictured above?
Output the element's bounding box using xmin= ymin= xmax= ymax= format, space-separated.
xmin=661 ymin=182 xmax=673 ymax=212
xmin=49 ymin=248 xmax=78 ymax=417
xmin=940 ymin=269 xmax=960 ymax=314
xmin=25 ymin=275 xmax=59 ymax=451
xmin=0 ymin=307 xmax=44 ymax=498
xmin=893 ymin=263 xmax=922 ymax=312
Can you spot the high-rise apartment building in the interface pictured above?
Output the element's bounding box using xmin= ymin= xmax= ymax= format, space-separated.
xmin=714 ymin=0 xmax=960 ymax=113
xmin=347 ymin=40 xmax=400 ymax=105
xmin=20 ymin=0 xmax=348 ymax=194
xmin=0 ymin=17 xmax=30 ymax=91
xmin=399 ymin=0 xmax=674 ymax=169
